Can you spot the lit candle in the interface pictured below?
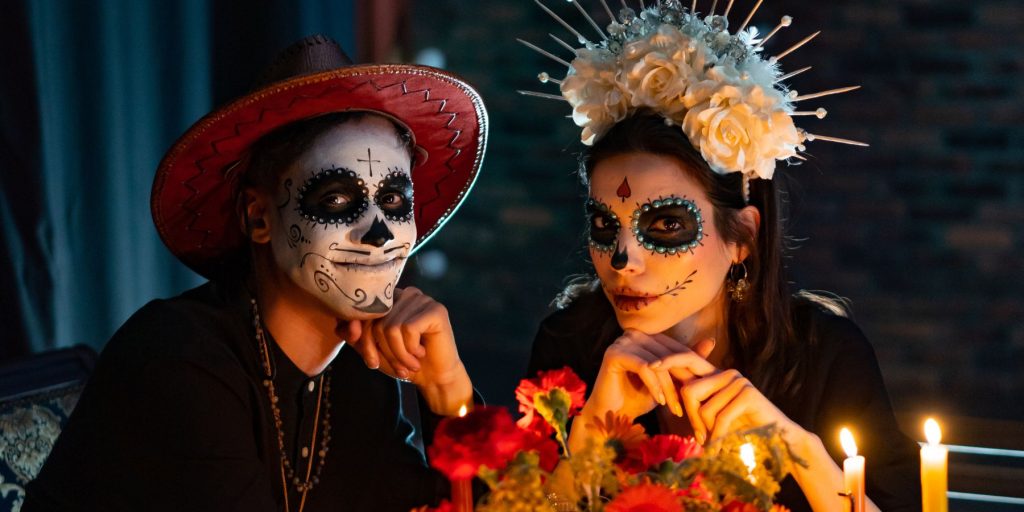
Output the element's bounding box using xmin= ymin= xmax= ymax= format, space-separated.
xmin=921 ymin=418 xmax=948 ymax=512
xmin=739 ymin=442 xmax=757 ymax=484
xmin=452 ymin=404 xmax=473 ymax=512
xmin=840 ymin=428 xmax=865 ymax=512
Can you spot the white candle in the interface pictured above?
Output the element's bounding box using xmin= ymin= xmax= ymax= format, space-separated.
xmin=921 ymin=418 xmax=948 ymax=512
xmin=840 ymin=428 xmax=865 ymax=512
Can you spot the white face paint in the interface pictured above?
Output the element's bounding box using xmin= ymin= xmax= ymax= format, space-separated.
xmin=269 ymin=115 xmax=416 ymax=320
xmin=588 ymin=152 xmax=734 ymax=334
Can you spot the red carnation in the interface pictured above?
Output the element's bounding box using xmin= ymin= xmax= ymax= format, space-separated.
xmin=605 ymin=482 xmax=684 ymax=512
xmin=514 ymin=367 xmax=587 ymax=432
xmin=519 ymin=428 xmax=561 ymax=472
xmin=428 ymin=406 xmax=524 ymax=480
xmin=637 ymin=435 xmax=703 ymax=469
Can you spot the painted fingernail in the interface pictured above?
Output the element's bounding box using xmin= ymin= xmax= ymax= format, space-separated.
xmin=673 ymin=403 xmax=683 ymax=417
xmin=367 ymin=358 xmax=380 ymax=370
xmin=649 ymin=360 xmax=663 ymax=369
xmin=397 ymin=369 xmax=409 ymax=379
xmin=696 ymin=431 xmax=706 ymax=444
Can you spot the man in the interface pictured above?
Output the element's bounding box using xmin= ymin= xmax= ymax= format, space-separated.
xmin=25 ymin=34 xmax=488 ymax=511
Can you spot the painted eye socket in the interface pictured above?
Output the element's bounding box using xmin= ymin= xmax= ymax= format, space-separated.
xmin=586 ymin=199 xmax=619 ymax=250
xmin=374 ymin=172 xmax=414 ymax=223
xmin=632 ymin=198 xmax=704 ymax=254
xmin=297 ymin=168 xmax=369 ymax=225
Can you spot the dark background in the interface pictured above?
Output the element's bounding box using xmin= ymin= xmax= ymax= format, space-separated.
xmin=2 ymin=0 xmax=1022 ymax=442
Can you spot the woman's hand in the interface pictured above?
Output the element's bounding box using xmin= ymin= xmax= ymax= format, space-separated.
xmin=583 ymin=330 xmax=716 ymax=422
xmin=347 ymin=287 xmax=472 ymax=416
xmin=668 ymin=363 xmax=804 ymax=446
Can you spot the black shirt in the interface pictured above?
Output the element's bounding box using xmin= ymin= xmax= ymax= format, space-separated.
xmin=526 ymin=290 xmax=922 ymax=512
xmin=25 ymin=280 xmax=448 ymax=512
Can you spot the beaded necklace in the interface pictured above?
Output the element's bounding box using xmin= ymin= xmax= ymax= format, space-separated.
xmin=251 ymin=299 xmax=333 ymax=512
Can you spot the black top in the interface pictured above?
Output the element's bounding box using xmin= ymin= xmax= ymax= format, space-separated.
xmin=527 ymin=290 xmax=922 ymax=512
xmin=25 ymin=280 xmax=449 ymax=512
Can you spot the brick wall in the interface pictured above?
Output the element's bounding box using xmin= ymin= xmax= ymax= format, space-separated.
xmin=406 ymin=0 xmax=1024 ymax=422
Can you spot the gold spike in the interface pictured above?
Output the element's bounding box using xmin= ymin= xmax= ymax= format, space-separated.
xmin=737 ymin=0 xmax=764 ymax=32
xmin=723 ymin=0 xmax=735 ymax=18
xmin=792 ymin=108 xmax=828 ymax=118
xmin=517 ymin=38 xmax=572 ymax=67
xmin=597 ymin=0 xmax=616 ymax=20
xmin=549 ymin=33 xmax=579 ymax=54
xmin=692 ymin=0 xmax=698 ymax=13
xmin=775 ymin=65 xmax=812 ymax=83
xmin=756 ymin=15 xmax=792 ymax=47
xmin=518 ymin=90 xmax=569 ymax=102
xmin=639 ymin=0 xmax=646 ymax=9
xmin=620 ymin=0 xmax=629 ymax=10
xmin=770 ymin=30 xmax=820 ymax=63
xmin=804 ymin=133 xmax=869 ymax=147
xmin=570 ymin=0 xmax=608 ymax=40
xmin=535 ymin=0 xmax=592 ymax=45
xmin=792 ymin=85 xmax=860 ymax=102
xmin=710 ymin=0 xmax=718 ymax=15
xmin=791 ymin=154 xmax=808 ymax=161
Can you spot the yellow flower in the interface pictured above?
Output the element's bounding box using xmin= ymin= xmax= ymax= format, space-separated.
xmin=584 ymin=411 xmax=648 ymax=460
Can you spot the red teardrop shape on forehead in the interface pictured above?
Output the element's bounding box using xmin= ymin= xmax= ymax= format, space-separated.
xmin=616 ymin=177 xmax=631 ymax=202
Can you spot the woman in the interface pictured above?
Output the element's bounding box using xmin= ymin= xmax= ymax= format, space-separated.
xmin=526 ymin=114 xmax=920 ymax=511
xmin=26 ymin=35 xmax=486 ymax=512
xmin=519 ymin=3 xmax=921 ymax=511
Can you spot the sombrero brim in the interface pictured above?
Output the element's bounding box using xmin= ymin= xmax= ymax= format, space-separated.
xmin=152 ymin=64 xmax=487 ymax=278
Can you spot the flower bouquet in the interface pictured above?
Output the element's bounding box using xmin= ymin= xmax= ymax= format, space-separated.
xmin=416 ymin=367 xmax=801 ymax=512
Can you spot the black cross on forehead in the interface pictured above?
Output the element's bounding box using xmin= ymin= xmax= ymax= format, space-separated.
xmin=357 ymin=148 xmax=381 ymax=177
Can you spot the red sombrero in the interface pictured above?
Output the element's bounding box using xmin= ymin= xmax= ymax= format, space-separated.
xmin=152 ymin=35 xmax=488 ymax=278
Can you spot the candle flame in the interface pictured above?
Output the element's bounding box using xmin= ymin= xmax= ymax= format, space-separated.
xmin=924 ymin=418 xmax=942 ymax=445
xmin=739 ymin=443 xmax=756 ymax=473
xmin=457 ymin=404 xmax=468 ymax=417
xmin=840 ymin=427 xmax=858 ymax=457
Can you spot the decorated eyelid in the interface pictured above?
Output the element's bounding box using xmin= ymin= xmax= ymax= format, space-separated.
xmin=374 ymin=170 xmax=414 ymax=223
xmin=586 ymin=198 xmax=620 ymax=253
xmin=631 ymin=197 xmax=704 ymax=255
xmin=296 ymin=167 xmax=370 ymax=226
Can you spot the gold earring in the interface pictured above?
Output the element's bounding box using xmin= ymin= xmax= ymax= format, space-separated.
xmin=727 ymin=261 xmax=750 ymax=302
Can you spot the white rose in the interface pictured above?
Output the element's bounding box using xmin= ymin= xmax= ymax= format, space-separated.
xmin=682 ymin=85 xmax=799 ymax=179
xmin=625 ymin=51 xmax=693 ymax=116
xmin=562 ymin=51 xmax=631 ymax=145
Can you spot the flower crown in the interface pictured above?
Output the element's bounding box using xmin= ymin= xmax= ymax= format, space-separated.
xmin=519 ymin=0 xmax=866 ymax=197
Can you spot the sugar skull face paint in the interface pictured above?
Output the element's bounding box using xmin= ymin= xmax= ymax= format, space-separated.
xmin=269 ymin=115 xmax=416 ymax=320
xmin=588 ymin=152 xmax=737 ymax=334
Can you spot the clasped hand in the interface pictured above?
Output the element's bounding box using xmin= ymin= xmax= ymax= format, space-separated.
xmin=585 ymin=329 xmax=800 ymax=445
xmin=343 ymin=287 xmax=471 ymax=415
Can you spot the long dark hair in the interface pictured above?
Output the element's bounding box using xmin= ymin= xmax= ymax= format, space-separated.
xmin=558 ymin=112 xmax=833 ymax=400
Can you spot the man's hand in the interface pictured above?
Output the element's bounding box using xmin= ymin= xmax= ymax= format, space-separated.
xmin=347 ymin=287 xmax=472 ymax=416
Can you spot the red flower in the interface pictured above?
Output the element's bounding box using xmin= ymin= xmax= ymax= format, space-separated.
xmin=680 ymin=474 xmax=714 ymax=503
xmin=515 ymin=367 xmax=587 ymax=432
xmin=636 ymin=435 xmax=703 ymax=469
xmin=428 ymin=406 xmax=524 ymax=480
xmin=519 ymin=428 xmax=561 ymax=472
xmin=605 ymin=482 xmax=684 ymax=512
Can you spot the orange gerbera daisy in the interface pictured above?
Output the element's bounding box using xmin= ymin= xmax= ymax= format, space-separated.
xmin=606 ymin=482 xmax=683 ymax=512
xmin=584 ymin=411 xmax=648 ymax=462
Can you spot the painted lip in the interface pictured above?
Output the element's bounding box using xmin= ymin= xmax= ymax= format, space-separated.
xmin=333 ymin=257 xmax=406 ymax=273
xmin=608 ymin=287 xmax=660 ymax=312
